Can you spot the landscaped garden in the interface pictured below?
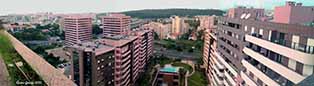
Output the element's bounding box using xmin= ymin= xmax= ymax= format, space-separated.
xmin=188 ymin=71 xmax=208 ymax=86
xmin=172 ymin=62 xmax=193 ymax=73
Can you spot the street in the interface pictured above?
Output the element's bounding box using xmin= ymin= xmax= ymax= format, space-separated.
xmin=154 ymin=43 xmax=202 ymax=60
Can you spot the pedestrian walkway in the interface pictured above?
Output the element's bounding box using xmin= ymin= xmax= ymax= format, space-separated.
xmin=0 ymin=55 xmax=10 ymax=86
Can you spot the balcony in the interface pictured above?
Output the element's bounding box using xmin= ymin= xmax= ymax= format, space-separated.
xmin=212 ymin=63 xmax=224 ymax=77
xmin=212 ymin=71 xmax=223 ymax=85
xmin=243 ymin=47 xmax=304 ymax=84
xmin=214 ymin=52 xmax=238 ymax=76
xmin=245 ymin=34 xmax=314 ymax=65
xmin=224 ymin=72 xmax=236 ymax=86
xmin=241 ymin=59 xmax=280 ymax=86
xmin=240 ymin=71 xmax=258 ymax=86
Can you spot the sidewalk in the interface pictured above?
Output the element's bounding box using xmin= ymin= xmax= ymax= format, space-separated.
xmin=0 ymin=55 xmax=10 ymax=86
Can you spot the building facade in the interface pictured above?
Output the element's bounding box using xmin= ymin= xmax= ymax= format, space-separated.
xmin=227 ymin=6 xmax=265 ymax=20
xmin=274 ymin=1 xmax=314 ymax=24
xmin=154 ymin=65 xmax=181 ymax=86
xmin=203 ymin=3 xmax=314 ymax=86
xmin=100 ymin=13 xmax=131 ymax=37
xmin=169 ymin=16 xmax=189 ymax=39
xmin=69 ymin=28 xmax=154 ymax=86
xmin=63 ymin=15 xmax=92 ymax=46
xmin=143 ymin=22 xmax=171 ymax=39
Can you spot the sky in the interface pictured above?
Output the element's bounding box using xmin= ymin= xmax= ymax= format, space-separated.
xmin=0 ymin=0 xmax=314 ymax=15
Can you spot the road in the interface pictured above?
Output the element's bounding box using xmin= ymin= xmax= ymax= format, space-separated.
xmin=154 ymin=44 xmax=201 ymax=60
xmin=0 ymin=55 xmax=10 ymax=86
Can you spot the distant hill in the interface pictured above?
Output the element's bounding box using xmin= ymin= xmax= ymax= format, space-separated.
xmin=120 ymin=9 xmax=225 ymax=19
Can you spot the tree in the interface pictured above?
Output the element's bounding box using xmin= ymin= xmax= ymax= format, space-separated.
xmin=121 ymin=9 xmax=225 ymax=19
xmin=153 ymin=31 xmax=160 ymax=40
xmin=92 ymin=24 xmax=102 ymax=35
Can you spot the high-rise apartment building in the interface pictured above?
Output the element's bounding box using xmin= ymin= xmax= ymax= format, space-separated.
xmin=63 ymin=15 xmax=92 ymax=46
xmin=143 ymin=22 xmax=171 ymax=39
xmin=274 ymin=1 xmax=314 ymax=24
xmin=198 ymin=16 xmax=217 ymax=30
xmin=100 ymin=13 xmax=131 ymax=37
xmin=169 ymin=16 xmax=189 ymax=39
xmin=203 ymin=2 xmax=314 ymax=86
xmin=68 ymin=28 xmax=154 ymax=86
xmin=171 ymin=16 xmax=182 ymax=34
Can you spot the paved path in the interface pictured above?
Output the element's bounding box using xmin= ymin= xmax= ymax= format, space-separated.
xmin=0 ymin=55 xmax=10 ymax=86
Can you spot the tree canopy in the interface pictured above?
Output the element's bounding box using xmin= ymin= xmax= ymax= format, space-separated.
xmin=118 ymin=9 xmax=225 ymax=19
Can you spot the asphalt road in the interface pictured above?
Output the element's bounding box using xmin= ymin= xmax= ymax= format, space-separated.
xmin=154 ymin=44 xmax=201 ymax=60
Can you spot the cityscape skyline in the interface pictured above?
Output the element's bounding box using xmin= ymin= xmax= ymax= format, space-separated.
xmin=1 ymin=0 xmax=314 ymax=86
xmin=1 ymin=0 xmax=314 ymax=15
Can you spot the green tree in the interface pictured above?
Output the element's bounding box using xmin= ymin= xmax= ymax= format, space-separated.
xmin=92 ymin=24 xmax=102 ymax=35
xmin=153 ymin=31 xmax=160 ymax=40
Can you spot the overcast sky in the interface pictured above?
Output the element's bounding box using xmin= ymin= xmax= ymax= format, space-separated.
xmin=0 ymin=0 xmax=313 ymax=15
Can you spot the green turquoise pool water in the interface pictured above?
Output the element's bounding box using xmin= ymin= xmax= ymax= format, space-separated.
xmin=160 ymin=66 xmax=179 ymax=73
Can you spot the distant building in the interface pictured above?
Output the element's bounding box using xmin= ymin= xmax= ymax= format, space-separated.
xmin=154 ymin=65 xmax=181 ymax=86
xmin=143 ymin=22 xmax=171 ymax=39
xmin=171 ymin=16 xmax=182 ymax=34
xmin=197 ymin=16 xmax=217 ymax=31
xmin=274 ymin=1 xmax=314 ymax=24
xmin=4 ymin=23 xmax=34 ymax=32
xmin=227 ymin=6 xmax=265 ymax=20
xmin=131 ymin=18 xmax=148 ymax=29
xmin=63 ymin=15 xmax=92 ymax=46
xmin=100 ymin=13 xmax=131 ymax=37
xmin=68 ymin=28 xmax=154 ymax=86
xmin=169 ymin=16 xmax=189 ymax=39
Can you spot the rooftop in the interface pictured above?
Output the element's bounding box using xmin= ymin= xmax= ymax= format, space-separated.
xmin=72 ymin=41 xmax=115 ymax=56
xmin=100 ymin=13 xmax=131 ymax=18
xmin=100 ymin=35 xmax=138 ymax=47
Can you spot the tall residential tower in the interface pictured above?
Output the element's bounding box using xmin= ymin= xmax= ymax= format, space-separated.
xmin=203 ymin=1 xmax=314 ymax=86
xmin=63 ymin=15 xmax=92 ymax=46
xmin=69 ymin=28 xmax=154 ymax=86
xmin=100 ymin=13 xmax=131 ymax=37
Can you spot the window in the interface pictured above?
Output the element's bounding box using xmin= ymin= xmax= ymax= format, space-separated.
xmin=296 ymin=62 xmax=304 ymax=75
xmin=259 ymin=29 xmax=263 ymax=35
xmin=236 ymin=34 xmax=239 ymax=40
xmin=245 ymin=26 xmax=248 ymax=31
xmin=251 ymin=27 xmax=255 ymax=34
xmin=257 ymin=79 xmax=263 ymax=85
xmin=97 ymin=60 xmax=100 ymax=64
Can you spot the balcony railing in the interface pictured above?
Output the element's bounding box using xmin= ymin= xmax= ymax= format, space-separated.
xmin=249 ymin=33 xmax=314 ymax=54
xmin=243 ymin=57 xmax=294 ymax=86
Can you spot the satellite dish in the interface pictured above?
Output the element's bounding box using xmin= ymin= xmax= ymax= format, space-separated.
xmin=240 ymin=13 xmax=247 ymax=19
xmin=245 ymin=13 xmax=251 ymax=19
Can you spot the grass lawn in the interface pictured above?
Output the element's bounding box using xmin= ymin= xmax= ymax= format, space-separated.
xmin=158 ymin=57 xmax=174 ymax=66
xmin=0 ymin=30 xmax=46 ymax=86
xmin=172 ymin=62 xmax=193 ymax=73
xmin=188 ymin=71 xmax=208 ymax=86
